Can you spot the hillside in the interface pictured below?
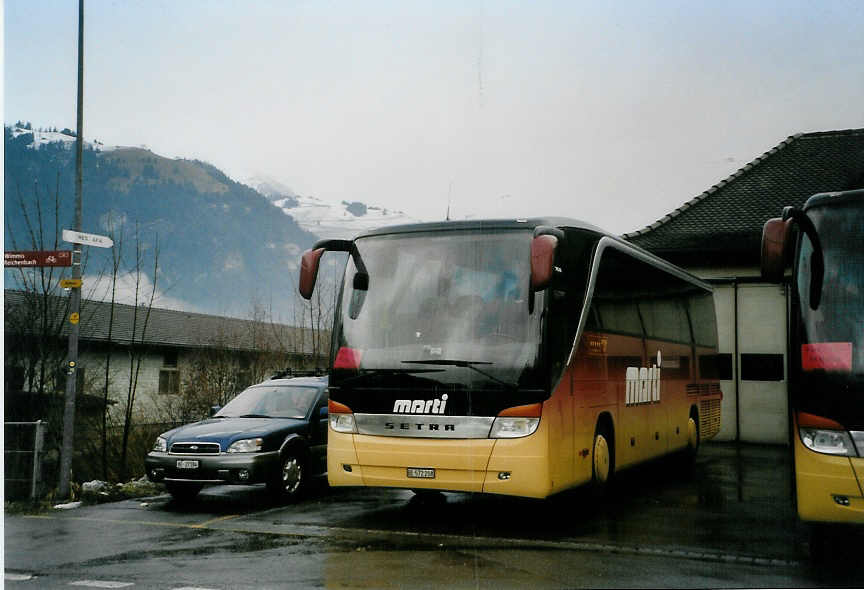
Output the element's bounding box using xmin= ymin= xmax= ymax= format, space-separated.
xmin=4 ymin=125 xmax=320 ymax=320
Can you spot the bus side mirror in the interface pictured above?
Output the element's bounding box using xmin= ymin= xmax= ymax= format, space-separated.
xmin=760 ymin=217 xmax=792 ymax=283
xmin=299 ymin=248 xmax=325 ymax=300
xmin=530 ymin=234 xmax=558 ymax=291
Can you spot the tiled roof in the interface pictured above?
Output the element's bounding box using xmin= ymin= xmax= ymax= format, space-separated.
xmin=4 ymin=289 xmax=321 ymax=354
xmin=624 ymin=129 xmax=864 ymax=262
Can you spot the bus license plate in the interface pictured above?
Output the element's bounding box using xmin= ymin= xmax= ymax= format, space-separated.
xmin=407 ymin=467 xmax=435 ymax=479
xmin=176 ymin=460 xmax=199 ymax=469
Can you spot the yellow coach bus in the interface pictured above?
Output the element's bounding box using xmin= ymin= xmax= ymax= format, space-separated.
xmin=300 ymin=218 xmax=722 ymax=499
xmin=761 ymin=190 xmax=864 ymax=553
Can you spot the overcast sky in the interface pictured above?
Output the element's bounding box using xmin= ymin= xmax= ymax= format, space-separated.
xmin=5 ymin=0 xmax=864 ymax=234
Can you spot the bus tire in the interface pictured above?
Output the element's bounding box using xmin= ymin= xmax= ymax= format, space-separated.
xmin=591 ymin=422 xmax=614 ymax=495
xmin=686 ymin=409 xmax=700 ymax=454
xmin=809 ymin=524 xmax=829 ymax=563
xmin=675 ymin=409 xmax=700 ymax=473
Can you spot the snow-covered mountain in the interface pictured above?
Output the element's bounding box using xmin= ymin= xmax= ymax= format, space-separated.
xmin=10 ymin=124 xmax=113 ymax=152
xmin=244 ymin=176 xmax=424 ymax=240
xmin=11 ymin=123 xmax=425 ymax=242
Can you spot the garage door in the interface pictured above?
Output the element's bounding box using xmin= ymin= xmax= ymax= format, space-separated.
xmin=736 ymin=283 xmax=788 ymax=444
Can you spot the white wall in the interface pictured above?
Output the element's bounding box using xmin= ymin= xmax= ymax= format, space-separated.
xmin=78 ymin=349 xmax=176 ymax=422
xmin=690 ymin=265 xmax=790 ymax=445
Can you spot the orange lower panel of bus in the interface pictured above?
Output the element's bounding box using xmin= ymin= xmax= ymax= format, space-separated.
xmin=327 ymin=428 xmax=555 ymax=498
xmin=356 ymin=436 xmax=495 ymax=493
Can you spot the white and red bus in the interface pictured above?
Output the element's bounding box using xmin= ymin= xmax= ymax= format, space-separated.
xmin=300 ymin=218 xmax=722 ymax=498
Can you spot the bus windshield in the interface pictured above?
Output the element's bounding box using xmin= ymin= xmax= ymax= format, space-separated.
xmin=795 ymin=197 xmax=864 ymax=424
xmin=332 ymin=229 xmax=546 ymax=392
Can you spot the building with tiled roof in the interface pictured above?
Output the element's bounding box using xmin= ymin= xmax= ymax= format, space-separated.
xmin=4 ymin=289 xmax=317 ymax=352
xmin=626 ymin=129 xmax=864 ymax=266
xmin=4 ymin=289 xmax=328 ymax=421
xmin=623 ymin=129 xmax=864 ymax=445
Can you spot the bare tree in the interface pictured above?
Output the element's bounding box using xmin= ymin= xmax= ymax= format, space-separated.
xmin=98 ymin=212 xmax=124 ymax=479
xmin=118 ymin=224 xmax=160 ymax=480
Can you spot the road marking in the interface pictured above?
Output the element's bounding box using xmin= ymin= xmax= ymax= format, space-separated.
xmin=191 ymin=514 xmax=241 ymax=528
xmin=5 ymin=573 xmax=34 ymax=581
xmin=25 ymin=514 xmax=803 ymax=567
xmin=69 ymin=581 xmax=134 ymax=588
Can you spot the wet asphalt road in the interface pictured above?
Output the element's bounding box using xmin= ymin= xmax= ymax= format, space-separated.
xmin=4 ymin=442 xmax=864 ymax=589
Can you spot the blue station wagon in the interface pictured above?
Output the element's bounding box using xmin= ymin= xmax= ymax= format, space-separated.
xmin=145 ymin=375 xmax=328 ymax=502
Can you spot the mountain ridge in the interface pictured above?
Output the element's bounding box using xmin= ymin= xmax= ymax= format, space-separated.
xmin=4 ymin=125 xmax=318 ymax=320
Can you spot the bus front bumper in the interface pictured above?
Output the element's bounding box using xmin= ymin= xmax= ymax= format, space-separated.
xmin=795 ymin=437 xmax=864 ymax=524
xmin=326 ymin=429 xmax=552 ymax=498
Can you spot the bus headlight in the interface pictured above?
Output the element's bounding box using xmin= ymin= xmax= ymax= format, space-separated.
xmin=851 ymin=431 xmax=864 ymax=455
xmin=489 ymin=417 xmax=540 ymax=439
xmin=800 ymin=427 xmax=857 ymax=456
xmin=330 ymin=413 xmax=357 ymax=433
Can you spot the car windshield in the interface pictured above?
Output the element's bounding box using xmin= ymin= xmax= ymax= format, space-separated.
xmin=215 ymin=385 xmax=319 ymax=419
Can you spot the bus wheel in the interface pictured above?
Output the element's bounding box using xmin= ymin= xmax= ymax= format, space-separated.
xmin=591 ymin=425 xmax=614 ymax=494
xmin=410 ymin=489 xmax=446 ymax=505
xmin=684 ymin=412 xmax=700 ymax=460
xmin=809 ymin=525 xmax=826 ymax=563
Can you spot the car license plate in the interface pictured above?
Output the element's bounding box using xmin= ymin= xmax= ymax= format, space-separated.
xmin=176 ymin=460 xmax=199 ymax=469
xmin=407 ymin=467 xmax=435 ymax=479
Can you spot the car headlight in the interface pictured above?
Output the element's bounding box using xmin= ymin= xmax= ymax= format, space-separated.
xmin=329 ymin=413 xmax=357 ymax=433
xmin=800 ymin=427 xmax=858 ymax=456
xmin=489 ymin=417 xmax=540 ymax=439
xmin=152 ymin=436 xmax=168 ymax=453
xmin=227 ymin=438 xmax=263 ymax=453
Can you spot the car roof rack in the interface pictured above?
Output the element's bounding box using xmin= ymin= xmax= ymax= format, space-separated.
xmin=269 ymin=368 xmax=327 ymax=380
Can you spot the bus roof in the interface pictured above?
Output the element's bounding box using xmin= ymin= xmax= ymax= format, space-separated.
xmin=321 ymin=216 xmax=710 ymax=292
xmin=804 ymin=188 xmax=864 ymax=211
xmin=355 ymin=217 xmax=610 ymax=239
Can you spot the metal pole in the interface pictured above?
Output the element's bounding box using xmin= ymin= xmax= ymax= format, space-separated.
xmin=58 ymin=0 xmax=84 ymax=500
xmin=32 ymin=420 xmax=45 ymax=500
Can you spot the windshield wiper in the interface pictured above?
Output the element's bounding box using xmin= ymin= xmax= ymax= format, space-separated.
xmin=237 ymin=413 xmax=270 ymax=418
xmin=339 ymin=367 xmax=445 ymax=386
xmin=401 ymin=359 xmax=516 ymax=390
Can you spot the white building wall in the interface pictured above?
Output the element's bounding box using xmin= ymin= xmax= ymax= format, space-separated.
xmin=712 ymin=285 xmax=738 ymax=442
xmin=78 ymin=350 xmax=174 ymax=422
xmin=687 ymin=266 xmax=790 ymax=445
xmin=736 ymin=283 xmax=789 ymax=444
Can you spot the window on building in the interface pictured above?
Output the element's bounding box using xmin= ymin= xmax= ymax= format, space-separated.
xmin=159 ymin=351 xmax=180 ymax=394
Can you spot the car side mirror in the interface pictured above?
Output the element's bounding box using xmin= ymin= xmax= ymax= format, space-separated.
xmin=319 ymin=406 xmax=328 ymax=418
xmin=209 ymin=405 xmax=221 ymax=417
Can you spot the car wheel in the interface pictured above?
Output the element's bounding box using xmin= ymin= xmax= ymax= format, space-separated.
xmin=165 ymin=482 xmax=202 ymax=503
xmin=269 ymin=452 xmax=306 ymax=502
